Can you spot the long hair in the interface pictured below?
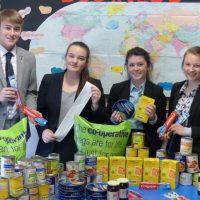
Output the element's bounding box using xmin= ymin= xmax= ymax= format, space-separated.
xmin=65 ymin=41 xmax=91 ymax=96
xmin=0 ymin=9 xmax=23 ymax=26
xmin=125 ymin=47 xmax=153 ymax=80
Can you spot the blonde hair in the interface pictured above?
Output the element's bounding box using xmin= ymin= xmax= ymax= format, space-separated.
xmin=0 ymin=9 xmax=23 ymax=27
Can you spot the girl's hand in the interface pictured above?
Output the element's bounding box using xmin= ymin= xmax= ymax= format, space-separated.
xmin=91 ymin=86 xmax=101 ymax=111
xmin=42 ymin=129 xmax=57 ymax=143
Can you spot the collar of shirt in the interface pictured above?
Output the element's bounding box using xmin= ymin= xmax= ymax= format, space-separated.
xmin=130 ymin=80 xmax=146 ymax=94
xmin=179 ymin=80 xmax=198 ymax=97
xmin=0 ymin=45 xmax=17 ymax=76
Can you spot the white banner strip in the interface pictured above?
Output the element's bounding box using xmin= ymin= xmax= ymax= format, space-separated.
xmin=55 ymin=81 xmax=93 ymax=142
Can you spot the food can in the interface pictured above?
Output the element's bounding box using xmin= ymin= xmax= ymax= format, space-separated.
xmin=38 ymin=180 xmax=50 ymax=198
xmin=29 ymin=194 xmax=39 ymax=200
xmin=125 ymin=146 xmax=137 ymax=157
xmin=74 ymin=152 xmax=85 ymax=172
xmin=31 ymin=155 xmax=42 ymax=161
xmin=180 ymin=137 xmax=193 ymax=156
xmin=193 ymin=172 xmax=199 ymax=186
xmin=66 ymin=161 xmax=79 ymax=180
xmin=186 ymin=153 xmax=199 ymax=173
xmin=86 ymin=183 xmax=107 ymax=199
xmin=24 ymin=165 xmax=37 ymax=186
xmin=132 ymin=132 xmax=145 ymax=149
xmin=24 ymin=184 xmax=39 ymax=195
xmin=180 ymin=172 xmax=192 ymax=186
xmin=156 ymin=149 xmax=167 ymax=160
xmin=58 ymin=179 xmax=85 ymax=199
xmin=46 ymin=158 xmax=59 ymax=175
xmin=48 ymin=153 xmax=60 ymax=161
xmin=138 ymin=147 xmax=149 ymax=158
xmin=17 ymin=158 xmax=30 ymax=168
xmin=9 ymin=172 xmax=24 ymax=198
xmin=17 ymin=192 xmax=29 ymax=200
xmin=0 ymin=177 xmax=9 ymax=199
xmin=32 ymin=159 xmax=46 ymax=182
xmin=1 ymin=155 xmax=15 ymax=178
xmin=174 ymin=152 xmax=186 ymax=172
xmin=85 ymin=155 xmax=97 ymax=176
xmin=46 ymin=174 xmax=56 ymax=195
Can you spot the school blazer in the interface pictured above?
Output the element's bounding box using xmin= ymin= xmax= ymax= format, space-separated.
xmin=107 ymin=79 xmax=166 ymax=156
xmin=0 ymin=46 xmax=37 ymax=129
xmin=168 ymin=81 xmax=200 ymax=157
xmin=36 ymin=71 xmax=105 ymax=159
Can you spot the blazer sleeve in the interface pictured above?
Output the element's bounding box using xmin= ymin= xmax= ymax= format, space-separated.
xmin=24 ymin=52 xmax=37 ymax=110
xmin=36 ymin=74 xmax=50 ymax=137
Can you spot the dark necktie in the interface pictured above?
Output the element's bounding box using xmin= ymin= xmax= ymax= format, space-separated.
xmin=5 ymin=52 xmax=14 ymax=87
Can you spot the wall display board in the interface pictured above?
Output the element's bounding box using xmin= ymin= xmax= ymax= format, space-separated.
xmin=1 ymin=0 xmax=200 ymax=96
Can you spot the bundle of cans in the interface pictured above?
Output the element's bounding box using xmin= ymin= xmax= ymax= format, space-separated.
xmin=58 ymin=153 xmax=101 ymax=199
xmin=0 ymin=153 xmax=62 ymax=199
xmin=156 ymin=137 xmax=199 ymax=186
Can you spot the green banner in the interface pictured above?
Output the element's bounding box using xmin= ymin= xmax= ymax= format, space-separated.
xmin=0 ymin=118 xmax=27 ymax=161
xmin=74 ymin=115 xmax=131 ymax=156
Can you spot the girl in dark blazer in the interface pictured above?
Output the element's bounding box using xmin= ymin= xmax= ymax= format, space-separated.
xmin=167 ymin=46 xmax=200 ymax=160
xmin=36 ymin=41 xmax=105 ymax=165
xmin=107 ymin=47 xmax=166 ymax=157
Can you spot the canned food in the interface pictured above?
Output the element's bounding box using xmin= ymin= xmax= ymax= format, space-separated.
xmin=74 ymin=152 xmax=85 ymax=172
xmin=156 ymin=149 xmax=167 ymax=160
xmin=132 ymin=132 xmax=145 ymax=149
xmin=180 ymin=172 xmax=192 ymax=186
xmin=138 ymin=147 xmax=149 ymax=158
xmin=24 ymin=184 xmax=39 ymax=195
xmin=174 ymin=152 xmax=186 ymax=172
xmin=48 ymin=153 xmax=60 ymax=161
xmin=85 ymin=155 xmax=97 ymax=176
xmin=38 ymin=180 xmax=50 ymax=198
xmin=24 ymin=165 xmax=37 ymax=186
xmin=1 ymin=155 xmax=15 ymax=178
xmin=32 ymin=159 xmax=46 ymax=182
xmin=126 ymin=146 xmax=137 ymax=157
xmin=180 ymin=137 xmax=193 ymax=156
xmin=186 ymin=153 xmax=199 ymax=173
xmin=17 ymin=193 xmax=29 ymax=200
xmin=17 ymin=158 xmax=30 ymax=168
xmin=0 ymin=177 xmax=9 ymax=199
xmin=29 ymin=194 xmax=39 ymax=200
xmin=193 ymin=172 xmax=199 ymax=186
xmin=46 ymin=174 xmax=56 ymax=195
xmin=46 ymin=158 xmax=59 ymax=175
xmin=86 ymin=183 xmax=107 ymax=199
xmin=9 ymin=172 xmax=24 ymax=198
xmin=66 ymin=161 xmax=79 ymax=180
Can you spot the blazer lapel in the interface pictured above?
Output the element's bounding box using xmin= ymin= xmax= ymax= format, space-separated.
xmin=122 ymin=80 xmax=131 ymax=100
xmin=16 ymin=47 xmax=23 ymax=89
xmin=0 ymin=60 xmax=6 ymax=87
xmin=188 ymin=87 xmax=200 ymax=124
xmin=143 ymin=80 xmax=152 ymax=97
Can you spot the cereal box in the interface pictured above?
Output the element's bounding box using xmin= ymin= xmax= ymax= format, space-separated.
xmin=143 ymin=158 xmax=160 ymax=183
xmin=126 ymin=157 xmax=143 ymax=185
xmin=97 ymin=157 xmax=108 ymax=182
xmin=109 ymin=156 xmax=125 ymax=180
xmin=160 ymin=159 xmax=179 ymax=189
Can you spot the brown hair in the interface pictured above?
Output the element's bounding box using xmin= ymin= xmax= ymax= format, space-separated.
xmin=125 ymin=46 xmax=153 ymax=80
xmin=0 ymin=9 xmax=23 ymax=27
xmin=182 ymin=46 xmax=200 ymax=68
xmin=65 ymin=41 xmax=91 ymax=96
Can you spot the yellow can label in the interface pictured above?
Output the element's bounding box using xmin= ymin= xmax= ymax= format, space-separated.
xmin=0 ymin=178 xmax=9 ymax=199
xmin=9 ymin=175 xmax=24 ymax=197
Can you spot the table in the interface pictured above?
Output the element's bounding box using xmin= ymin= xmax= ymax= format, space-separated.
xmin=54 ymin=185 xmax=199 ymax=199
